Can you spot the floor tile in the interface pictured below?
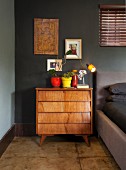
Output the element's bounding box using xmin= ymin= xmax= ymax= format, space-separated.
xmin=76 ymin=137 xmax=111 ymax=158
xmin=80 ymin=157 xmax=120 ymax=170
xmin=0 ymin=157 xmax=81 ymax=170
xmin=2 ymin=137 xmax=78 ymax=158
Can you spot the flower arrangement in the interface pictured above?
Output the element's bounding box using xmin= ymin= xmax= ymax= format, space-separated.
xmin=78 ymin=70 xmax=87 ymax=85
xmin=78 ymin=70 xmax=87 ymax=80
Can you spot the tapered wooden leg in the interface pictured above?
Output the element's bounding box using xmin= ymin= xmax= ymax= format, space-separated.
xmin=82 ymin=135 xmax=90 ymax=146
xmin=40 ymin=135 xmax=47 ymax=146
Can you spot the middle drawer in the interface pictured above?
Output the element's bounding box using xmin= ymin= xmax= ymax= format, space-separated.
xmin=38 ymin=102 xmax=91 ymax=112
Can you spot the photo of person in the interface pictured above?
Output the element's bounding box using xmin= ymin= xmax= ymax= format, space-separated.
xmin=55 ymin=62 xmax=62 ymax=71
xmin=69 ymin=44 xmax=77 ymax=55
xmin=50 ymin=62 xmax=56 ymax=68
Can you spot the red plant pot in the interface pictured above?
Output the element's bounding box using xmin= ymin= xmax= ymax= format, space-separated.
xmin=51 ymin=77 xmax=61 ymax=87
xmin=72 ymin=75 xmax=78 ymax=88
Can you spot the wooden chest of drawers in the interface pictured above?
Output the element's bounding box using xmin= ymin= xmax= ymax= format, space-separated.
xmin=36 ymin=88 xmax=93 ymax=145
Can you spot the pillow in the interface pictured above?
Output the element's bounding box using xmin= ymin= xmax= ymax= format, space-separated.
xmin=106 ymin=95 xmax=126 ymax=102
xmin=109 ymin=83 xmax=126 ymax=94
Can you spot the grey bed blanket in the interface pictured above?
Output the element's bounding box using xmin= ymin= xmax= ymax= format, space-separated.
xmin=103 ymin=102 xmax=126 ymax=133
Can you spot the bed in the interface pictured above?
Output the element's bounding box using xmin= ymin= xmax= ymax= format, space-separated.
xmin=95 ymin=72 xmax=126 ymax=170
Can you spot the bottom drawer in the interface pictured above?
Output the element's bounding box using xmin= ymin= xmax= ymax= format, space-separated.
xmin=37 ymin=124 xmax=91 ymax=134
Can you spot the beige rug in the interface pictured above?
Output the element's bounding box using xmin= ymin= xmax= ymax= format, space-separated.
xmin=0 ymin=136 xmax=120 ymax=170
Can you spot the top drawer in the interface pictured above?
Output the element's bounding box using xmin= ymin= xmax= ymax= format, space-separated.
xmin=37 ymin=90 xmax=91 ymax=101
xmin=38 ymin=91 xmax=64 ymax=101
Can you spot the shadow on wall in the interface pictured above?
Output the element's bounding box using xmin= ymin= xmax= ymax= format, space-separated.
xmin=46 ymin=77 xmax=52 ymax=88
xmin=15 ymin=88 xmax=36 ymax=135
xmin=11 ymin=92 xmax=15 ymax=125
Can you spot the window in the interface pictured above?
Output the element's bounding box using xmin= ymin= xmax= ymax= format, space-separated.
xmin=99 ymin=5 xmax=126 ymax=46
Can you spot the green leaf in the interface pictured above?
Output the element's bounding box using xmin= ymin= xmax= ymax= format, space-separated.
xmin=65 ymin=50 xmax=72 ymax=55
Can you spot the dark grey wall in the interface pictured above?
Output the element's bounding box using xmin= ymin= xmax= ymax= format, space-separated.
xmin=15 ymin=0 xmax=126 ymax=124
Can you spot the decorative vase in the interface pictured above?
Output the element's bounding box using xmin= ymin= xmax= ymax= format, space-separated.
xmin=78 ymin=76 xmax=85 ymax=85
xmin=72 ymin=75 xmax=78 ymax=88
xmin=61 ymin=77 xmax=72 ymax=88
xmin=51 ymin=77 xmax=61 ymax=87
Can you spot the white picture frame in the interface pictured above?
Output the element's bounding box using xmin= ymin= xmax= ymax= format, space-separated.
xmin=47 ymin=59 xmax=62 ymax=71
xmin=65 ymin=39 xmax=82 ymax=59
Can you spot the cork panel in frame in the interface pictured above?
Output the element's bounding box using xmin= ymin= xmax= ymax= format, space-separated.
xmin=34 ymin=19 xmax=59 ymax=55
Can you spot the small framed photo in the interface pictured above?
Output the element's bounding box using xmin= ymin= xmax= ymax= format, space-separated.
xmin=47 ymin=59 xmax=62 ymax=71
xmin=65 ymin=39 xmax=82 ymax=59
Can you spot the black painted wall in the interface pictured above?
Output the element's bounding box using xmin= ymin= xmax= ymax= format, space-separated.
xmin=15 ymin=0 xmax=126 ymax=124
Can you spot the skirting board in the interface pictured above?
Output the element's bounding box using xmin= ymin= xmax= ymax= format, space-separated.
xmin=0 ymin=125 xmax=15 ymax=157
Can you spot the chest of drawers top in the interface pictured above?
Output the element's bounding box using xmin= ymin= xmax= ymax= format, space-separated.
xmin=36 ymin=88 xmax=92 ymax=91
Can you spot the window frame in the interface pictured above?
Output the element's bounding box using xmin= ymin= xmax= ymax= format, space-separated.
xmin=99 ymin=5 xmax=126 ymax=47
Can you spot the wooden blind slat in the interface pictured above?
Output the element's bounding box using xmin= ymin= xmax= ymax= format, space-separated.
xmin=101 ymin=18 xmax=126 ymax=19
xmin=100 ymin=5 xmax=126 ymax=9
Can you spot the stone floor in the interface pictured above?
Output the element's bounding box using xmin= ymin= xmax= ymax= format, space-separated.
xmin=0 ymin=135 xmax=120 ymax=170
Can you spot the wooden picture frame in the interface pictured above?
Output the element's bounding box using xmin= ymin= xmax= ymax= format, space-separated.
xmin=47 ymin=59 xmax=62 ymax=71
xmin=34 ymin=19 xmax=59 ymax=55
xmin=65 ymin=39 xmax=82 ymax=59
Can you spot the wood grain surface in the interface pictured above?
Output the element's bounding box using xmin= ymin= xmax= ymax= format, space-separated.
xmin=36 ymin=88 xmax=93 ymax=145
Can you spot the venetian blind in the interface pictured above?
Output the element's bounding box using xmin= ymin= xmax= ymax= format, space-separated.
xmin=99 ymin=5 xmax=126 ymax=46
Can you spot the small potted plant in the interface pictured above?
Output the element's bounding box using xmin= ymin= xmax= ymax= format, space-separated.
xmin=49 ymin=69 xmax=61 ymax=87
xmin=61 ymin=71 xmax=75 ymax=88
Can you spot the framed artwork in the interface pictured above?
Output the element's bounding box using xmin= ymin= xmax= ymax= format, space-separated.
xmin=34 ymin=18 xmax=59 ymax=55
xmin=47 ymin=59 xmax=62 ymax=71
xmin=65 ymin=39 xmax=82 ymax=59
